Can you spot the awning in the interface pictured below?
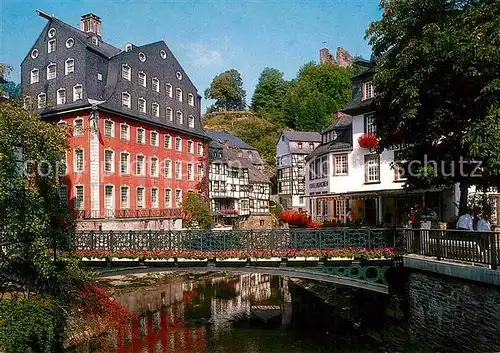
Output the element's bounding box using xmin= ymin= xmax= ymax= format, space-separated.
xmin=308 ymin=188 xmax=449 ymax=200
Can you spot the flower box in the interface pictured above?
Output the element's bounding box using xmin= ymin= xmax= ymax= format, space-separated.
xmin=216 ymin=258 xmax=247 ymax=262
xmin=177 ymin=258 xmax=208 ymax=262
xmin=288 ymin=256 xmax=320 ymax=261
xmin=81 ymin=257 xmax=106 ymax=262
xmin=111 ymin=257 xmax=139 ymax=262
xmin=250 ymin=257 xmax=281 ymax=262
xmin=144 ymin=258 xmax=176 ymax=267
xmin=176 ymin=258 xmax=208 ymax=267
xmin=216 ymin=258 xmax=248 ymax=267
xmin=144 ymin=258 xmax=175 ymax=262
xmin=249 ymin=257 xmax=281 ymax=267
xmin=327 ymin=257 xmax=355 ymax=261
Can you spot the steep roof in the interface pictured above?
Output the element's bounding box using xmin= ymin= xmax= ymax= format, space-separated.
xmin=322 ymin=112 xmax=352 ymax=134
xmin=283 ymin=131 xmax=321 ymax=142
xmin=223 ymin=146 xmax=270 ymax=184
xmin=206 ymin=131 xmax=257 ymax=150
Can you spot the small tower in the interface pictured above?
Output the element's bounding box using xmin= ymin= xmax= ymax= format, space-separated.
xmin=80 ymin=13 xmax=101 ymax=37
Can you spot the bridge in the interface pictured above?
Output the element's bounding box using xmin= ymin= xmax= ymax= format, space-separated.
xmin=68 ymin=227 xmax=500 ymax=294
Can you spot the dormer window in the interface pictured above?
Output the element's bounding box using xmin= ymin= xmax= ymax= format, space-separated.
xmin=73 ymin=84 xmax=83 ymax=101
xmin=91 ymin=36 xmax=99 ymax=46
xmin=37 ymin=93 xmax=46 ymax=109
xmin=176 ymin=88 xmax=182 ymax=102
xmin=23 ymin=96 xmax=31 ymax=110
xmin=152 ymin=77 xmax=159 ymax=92
xmin=152 ymin=102 xmax=159 ymax=117
xmin=363 ymin=81 xmax=374 ymax=100
xmin=166 ymin=83 xmax=173 ymax=98
xmin=47 ymin=63 xmax=56 ymax=80
xmin=297 ymin=142 xmax=303 ymax=149
xmin=30 ymin=68 xmax=39 ymax=84
xmin=176 ymin=111 xmax=183 ymax=125
xmin=57 ymin=88 xmax=66 ymax=105
xmin=138 ymin=72 xmax=146 ymax=87
xmin=122 ymin=92 xmax=131 ymax=108
xmin=65 ymin=58 xmax=74 ymax=75
xmin=125 ymin=43 xmax=132 ymax=52
xmin=48 ymin=39 xmax=56 ymax=53
xmin=166 ymin=107 xmax=173 ymax=121
xmin=122 ymin=64 xmax=131 ymax=80
xmin=188 ymin=115 xmax=195 ymax=128
xmin=188 ymin=93 xmax=194 ymax=106
xmin=138 ymin=97 xmax=146 ymax=113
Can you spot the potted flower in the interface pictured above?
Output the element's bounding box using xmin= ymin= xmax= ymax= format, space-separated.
xmin=144 ymin=250 xmax=176 ymax=266
xmin=358 ymin=133 xmax=378 ymax=150
xmin=215 ymin=250 xmax=247 ymax=266
xmin=249 ymin=249 xmax=281 ymax=265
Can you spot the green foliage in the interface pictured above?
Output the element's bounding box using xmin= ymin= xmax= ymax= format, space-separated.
xmin=0 ymin=81 xmax=21 ymax=101
xmin=366 ymin=0 xmax=500 ymax=207
xmin=281 ymin=62 xmax=352 ymax=131
xmin=251 ymin=68 xmax=287 ymax=122
xmin=204 ymin=69 xmax=246 ymax=111
xmin=181 ymin=193 xmax=213 ymax=229
xmin=0 ymin=299 xmax=63 ymax=353
xmin=204 ymin=112 xmax=282 ymax=166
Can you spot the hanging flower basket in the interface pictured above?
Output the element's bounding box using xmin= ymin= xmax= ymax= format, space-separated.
xmin=358 ymin=133 xmax=378 ymax=149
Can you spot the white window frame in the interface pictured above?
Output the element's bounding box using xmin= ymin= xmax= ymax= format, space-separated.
xmin=136 ymin=187 xmax=145 ymax=208
xmin=37 ymin=93 xmax=46 ymax=109
xmin=151 ymin=188 xmax=159 ymax=209
xmin=152 ymin=102 xmax=159 ymax=117
xmin=175 ymin=189 xmax=182 ymax=208
xmin=150 ymin=131 xmax=159 ymax=147
xmin=166 ymin=107 xmax=173 ymax=121
xmin=104 ymin=149 xmax=114 ymax=173
xmin=164 ymin=159 xmax=172 ymax=179
xmin=74 ymin=148 xmax=84 ymax=172
xmin=138 ymin=71 xmax=146 ymax=87
xmin=73 ymin=84 xmax=83 ymax=101
xmin=176 ymin=111 xmax=183 ymax=125
xmin=120 ymin=186 xmax=130 ymax=209
xmin=57 ymin=88 xmax=66 ymax=105
xmin=175 ymin=160 xmax=182 ymax=180
xmin=122 ymin=64 xmax=131 ymax=80
xmin=364 ymin=113 xmax=376 ymax=135
xmin=47 ymin=63 xmax=56 ymax=80
xmin=176 ymin=88 xmax=182 ymax=102
xmin=188 ymin=115 xmax=195 ymax=128
xmin=104 ymin=119 xmax=114 ymax=137
xmin=164 ymin=134 xmax=172 ymax=149
xmin=74 ymin=185 xmax=84 ymax=210
xmin=175 ymin=137 xmax=182 ymax=152
xmin=187 ymin=140 xmax=194 ymax=154
xmin=187 ymin=163 xmax=194 ymax=181
xmin=197 ymin=164 xmax=204 ymax=181
xmin=152 ymin=77 xmax=159 ymax=92
xmin=365 ymin=154 xmax=380 ymax=183
xmin=22 ymin=96 xmax=31 ymax=110
xmin=138 ymin=97 xmax=146 ymax=113
xmin=333 ymin=154 xmax=348 ymax=176
xmin=136 ymin=154 xmax=145 ymax=176
xmin=164 ymin=188 xmax=172 ymax=208
xmin=48 ymin=39 xmax=56 ymax=53
xmin=59 ymin=185 xmax=68 ymax=203
xmin=166 ymin=83 xmax=172 ymax=98
xmin=137 ymin=127 xmax=145 ymax=144
xmin=188 ymin=93 xmax=194 ymax=106
xmin=120 ymin=123 xmax=130 ymax=140
xmin=363 ymin=81 xmax=374 ymax=100
xmin=121 ymin=92 xmax=131 ymax=108
xmin=120 ymin=151 xmax=130 ymax=175
xmin=104 ymin=185 xmax=114 ymax=212
xmin=30 ymin=68 xmax=39 ymax=84
xmin=197 ymin=143 xmax=204 ymax=156
xmin=150 ymin=157 xmax=159 ymax=178
xmin=65 ymin=58 xmax=74 ymax=75
xmin=73 ymin=118 xmax=84 ymax=136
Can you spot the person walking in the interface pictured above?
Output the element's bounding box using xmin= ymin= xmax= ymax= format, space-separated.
xmin=476 ymin=215 xmax=492 ymax=264
xmin=456 ymin=212 xmax=473 ymax=230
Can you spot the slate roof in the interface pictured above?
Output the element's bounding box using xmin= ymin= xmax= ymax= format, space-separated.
xmin=223 ymin=146 xmax=270 ymax=184
xmin=283 ymin=131 xmax=321 ymax=143
xmin=206 ymin=131 xmax=256 ymax=150
xmin=322 ymin=112 xmax=352 ymax=134
xmin=306 ymin=115 xmax=353 ymax=161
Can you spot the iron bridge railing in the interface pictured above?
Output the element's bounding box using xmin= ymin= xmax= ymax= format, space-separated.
xmin=71 ymin=228 xmax=400 ymax=252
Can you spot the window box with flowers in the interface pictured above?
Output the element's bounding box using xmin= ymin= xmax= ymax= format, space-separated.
xmin=358 ymin=133 xmax=379 ymax=150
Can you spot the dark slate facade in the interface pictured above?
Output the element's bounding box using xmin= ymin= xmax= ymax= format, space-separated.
xmin=21 ymin=10 xmax=206 ymax=139
xmin=341 ymin=59 xmax=375 ymax=116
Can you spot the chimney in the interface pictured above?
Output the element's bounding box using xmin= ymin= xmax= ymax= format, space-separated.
xmin=336 ymin=47 xmax=353 ymax=68
xmin=80 ymin=13 xmax=101 ymax=37
xmin=319 ymin=48 xmax=335 ymax=65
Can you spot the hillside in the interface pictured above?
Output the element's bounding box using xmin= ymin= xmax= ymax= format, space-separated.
xmin=203 ymin=111 xmax=282 ymax=167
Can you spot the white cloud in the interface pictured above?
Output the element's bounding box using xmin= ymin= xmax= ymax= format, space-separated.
xmin=184 ymin=42 xmax=222 ymax=67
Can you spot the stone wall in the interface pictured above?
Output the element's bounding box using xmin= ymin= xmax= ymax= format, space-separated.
xmin=239 ymin=214 xmax=275 ymax=230
xmin=75 ymin=218 xmax=182 ymax=231
xmin=408 ymin=272 xmax=500 ymax=352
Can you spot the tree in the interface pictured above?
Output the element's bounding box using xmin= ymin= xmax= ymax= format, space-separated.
xmin=366 ymin=0 xmax=500 ymax=213
xmin=0 ymin=81 xmax=22 ymax=101
xmin=181 ymin=192 xmax=213 ymax=229
xmin=204 ymin=69 xmax=246 ymax=111
xmin=281 ymin=62 xmax=351 ymax=131
xmin=0 ymin=102 xmax=92 ymax=351
xmin=251 ymin=68 xmax=287 ymax=122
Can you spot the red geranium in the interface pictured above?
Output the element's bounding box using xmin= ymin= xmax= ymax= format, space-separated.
xmin=280 ymin=210 xmax=309 ymax=226
xmin=358 ymin=133 xmax=378 ymax=149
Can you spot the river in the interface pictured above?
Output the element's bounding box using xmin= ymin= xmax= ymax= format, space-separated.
xmin=67 ymin=272 xmax=391 ymax=353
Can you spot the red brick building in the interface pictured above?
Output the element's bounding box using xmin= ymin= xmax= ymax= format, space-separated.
xmin=21 ymin=11 xmax=209 ymax=230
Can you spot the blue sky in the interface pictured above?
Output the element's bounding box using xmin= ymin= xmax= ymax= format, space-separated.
xmin=0 ymin=0 xmax=382 ymax=112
